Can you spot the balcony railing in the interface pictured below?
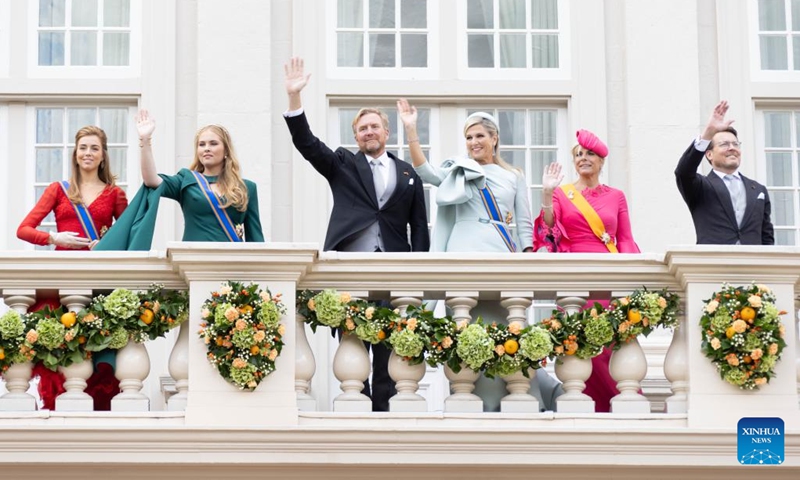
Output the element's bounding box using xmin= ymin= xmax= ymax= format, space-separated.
xmin=0 ymin=244 xmax=798 ymax=474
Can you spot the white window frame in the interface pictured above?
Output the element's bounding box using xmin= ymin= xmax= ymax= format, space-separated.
xmin=326 ymin=0 xmax=439 ymax=80
xmin=24 ymin=103 xmax=139 ymax=250
xmin=0 ymin=104 xmax=8 ymax=242
xmin=0 ymin=0 xmax=9 ymax=77
xmin=456 ymin=0 xmax=571 ymax=80
xmin=748 ymin=0 xmax=800 ymax=82
xmin=27 ymin=0 xmax=142 ymax=79
xmin=754 ymin=105 xmax=800 ymax=245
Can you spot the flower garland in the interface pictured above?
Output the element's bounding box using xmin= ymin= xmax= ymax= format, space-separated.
xmin=541 ymin=303 xmax=614 ymax=360
xmin=608 ymin=288 xmax=680 ymax=343
xmin=483 ymin=321 xmax=552 ymax=378
xmin=298 ymin=289 xmax=394 ymax=343
xmin=700 ymin=283 xmax=787 ymax=389
xmin=0 ymin=310 xmax=36 ymax=372
xmin=199 ymin=281 xmax=286 ymax=390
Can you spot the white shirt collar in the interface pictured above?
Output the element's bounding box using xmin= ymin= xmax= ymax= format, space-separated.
xmin=712 ymin=169 xmax=741 ymax=180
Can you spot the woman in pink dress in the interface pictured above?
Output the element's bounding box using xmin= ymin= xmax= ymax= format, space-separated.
xmin=534 ymin=129 xmax=639 ymax=412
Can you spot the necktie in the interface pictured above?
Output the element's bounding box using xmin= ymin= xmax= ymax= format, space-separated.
xmin=724 ymin=174 xmax=745 ymax=226
xmin=370 ymin=159 xmax=386 ymax=201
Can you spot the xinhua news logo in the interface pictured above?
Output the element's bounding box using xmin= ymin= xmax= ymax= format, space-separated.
xmin=738 ymin=417 xmax=784 ymax=465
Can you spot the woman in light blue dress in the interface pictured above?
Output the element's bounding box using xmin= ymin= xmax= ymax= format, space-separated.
xmin=397 ymin=99 xmax=562 ymax=411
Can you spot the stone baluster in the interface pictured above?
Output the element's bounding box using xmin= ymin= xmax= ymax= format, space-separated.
xmin=609 ymin=290 xmax=651 ymax=414
xmin=388 ymin=292 xmax=426 ymax=412
xmin=167 ymin=319 xmax=189 ymax=411
xmin=56 ymin=290 xmax=94 ymax=411
xmin=795 ymin=294 xmax=800 ymax=403
xmin=443 ymin=292 xmax=481 ymax=412
xmin=553 ymin=292 xmax=595 ymax=413
xmin=0 ymin=290 xmax=37 ymax=411
xmin=664 ymin=297 xmax=688 ymax=413
xmin=111 ymin=338 xmax=151 ymax=411
xmin=295 ymin=311 xmax=317 ymax=411
xmin=499 ymin=294 xmax=538 ymax=413
xmin=332 ymin=291 xmax=371 ymax=412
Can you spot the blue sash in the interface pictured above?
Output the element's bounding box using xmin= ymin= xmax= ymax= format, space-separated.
xmin=191 ymin=171 xmax=243 ymax=242
xmin=59 ymin=181 xmax=99 ymax=241
xmin=478 ymin=185 xmax=517 ymax=252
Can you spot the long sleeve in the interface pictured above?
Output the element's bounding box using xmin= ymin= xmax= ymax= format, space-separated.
xmin=513 ymin=172 xmax=533 ymax=251
xmin=17 ymin=182 xmax=60 ymax=246
xmin=112 ymin=186 xmax=129 ymax=219
xmin=413 ymin=161 xmax=445 ymax=187
xmin=244 ymin=180 xmax=265 ymax=242
xmin=408 ymin=171 xmax=430 ymax=251
xmin=675 ymin=142 xmax=706 ymax=211
xmin=761 ymin=191 xmax=775 ymax=245
xmin=532 ymin=187 xmax=568 ymax=252
xmin=615 ymin=192 xmax=640 ymax=253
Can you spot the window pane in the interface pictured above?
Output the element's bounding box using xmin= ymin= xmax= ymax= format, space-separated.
xmin=502 ymin=149 xmax=526 ymax=171
xmin=68 ymin=108 xmax=96 ymax=138
xmin=99 ymin=108 xmax=127 ymax=142
xmin=532 ymin=34 xmax=558 ymax=68
xmin=531 ymin=0 xmax=558 ymax=29
xmin=770 ymin=190 xmax=794 ymax=226
xmin=531 ymin=150 xmax=556 ymax=180
xmin=384 ymin=107 xmax=398 ymax=145
xmin=416 ymin=108 xmax=431 ymax=144
xmin=401 ymin=0 xmax=426 ymax=28
xmin=530 ymin=110 xmax=556 ymax=145
xmin=468 ymin=34 xmax=494 ymax=67
xmin=796 ymin=112 xmax=800 ymax=146
xmin=104 ymin=0 xmax=130 ymax=27
xmin=760 ymin=35 xmax=788 ymax=69
xmin=794 ymin=0 xmax=800 ymax=30
xmin=774 ymin=229 xmax=795 ymax=245
xmin=499 ymin=0 xmax=525 ymax=29
xmin=499 ymin=34 xmax=526 ymax=67
xmin=39 ymin=0 xmax=65 ymax=27
xmin=498 ymin=110 xmax=526 ymax=145
xmin=71 ymin=31 xmax=97 ymax=65
xmin=339 ymin=109 xmax=359 ymax=144
xmin=369 ymin=0 xmax=395 ymax=28
xmin=72 ymin=0 xmax=98 ymax=27
xmin=37 ymin=109 xmax=64 ymax=143
xmin=401 ymin=33 xmax=427 ymax=67
xmin=423 ymin=187 xmax=431 ymax=222
xmin=759 ymin=0 xmax=787 ymax=30
xmin=764 ymin=112 xmax=792 ymax=147
xmin=338 ymin=0 xmax=363 ymax=27
xmin=794 ymin=35 xmax=800 ymax=70
xmin=338 ymin=32 xmax=364 ymax=67
xmin=38 ymin=32 xmax=65 ymax=66
xmin=766 ymin=152 xmax=792 ymax=186
xmin=369 ymin=33 xmax=395 ymax=67
xmin=103 ymin=32 xmax=130 ymax=65
xmin=467 ymin=0 xmax=493 ymax=29
xmin=36 ymin=148 xmax=64 ymax=182
xmin=108 ymin=146 xmax=127 ymax=182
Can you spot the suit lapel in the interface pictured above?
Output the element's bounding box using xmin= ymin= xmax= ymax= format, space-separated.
xmin=740 ymin=174 xmax=759 ymax=227
xmin=355 ymin=152 xmax=379 ymax=208
xmin=382 ymin=153 xmax=411 ymax=210
xmin=707 ymin=173 xmax=738 ymax=228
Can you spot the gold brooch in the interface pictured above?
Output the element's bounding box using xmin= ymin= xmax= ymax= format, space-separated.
xmin=505 ymin=212 xmax=513 ymax=224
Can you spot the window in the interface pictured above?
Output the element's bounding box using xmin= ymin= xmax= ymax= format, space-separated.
xmin=756 ymin=0 xmax=800 ymax=70
xmin=30 ymin=105 xmax=133 ymax=249
xmin=335 ymin=0 xmax=429 ymax=68
xmin=465 ymin=0 xmax=560 ymax=69
xmin=759 ymin=109 xmax=800 ymax=245
xmin=36 ymin=0 xmax=131 ymax=67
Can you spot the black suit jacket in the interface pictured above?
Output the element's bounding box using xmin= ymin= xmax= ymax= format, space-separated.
xmin=285 ymin=112 xmax=430 ymax=252
xmin=675 ymin=142 xmax=774 ymax=245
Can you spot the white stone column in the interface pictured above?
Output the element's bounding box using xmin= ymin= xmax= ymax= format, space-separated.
xmin=295 ymin=312 xmax=317 ymax=411
xmin=444 ymin=292 xmax=481 ymax=412
xmin=55 ymin=290 xmax=94 ymax=412
xmin=0 ymin=290 xmax=37 ymax=411
xmin=664 ymin=297 xmax=688 ymax=413
xmin=554 ymin=292 xmax=595 ymax=413
xmin=608 ymin=290 xmax=650 ymax=414
xmin=167 ymin=320 xmax=189 ymax=411
xmin=499 ymin=294 xmax=538 ymax=413
xmin=332 ymin=291 xmax=371 ymax=412
xmin=111 ymin=339 xmax=151 ymax=412
xmin=388 ymin=292 xmax=426 ymax=412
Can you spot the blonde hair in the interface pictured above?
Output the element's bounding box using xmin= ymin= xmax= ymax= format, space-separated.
xmin=68 ymin=126 xmax=117 ymax=204
xmin=188 ymin=125 xmax=249 ymax=212
xmin=463 ymin=113 xmax=519 ymax=175
xmin=571 ymin=144 xmax=606 ymax=161
xmin=351 ymin=108 xmax=390 ymax=133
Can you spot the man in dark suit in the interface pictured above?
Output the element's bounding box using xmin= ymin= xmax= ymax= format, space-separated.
xmin=675 ymin=100 xmax=774 ymax=245
xmin=283 ymin=57 xmax=430 ymax=411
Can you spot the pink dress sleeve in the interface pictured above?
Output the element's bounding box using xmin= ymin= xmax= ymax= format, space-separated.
xmin=532 ymin=188 xmax=571 ymax=252
xmin=614 ymin=190 xmax=639 ymax=253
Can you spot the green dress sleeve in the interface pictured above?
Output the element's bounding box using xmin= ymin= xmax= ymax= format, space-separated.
xmin=243 ymin=179 xmax=264 ymax=242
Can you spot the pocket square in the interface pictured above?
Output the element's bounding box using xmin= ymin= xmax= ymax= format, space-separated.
xmin=757 ymin=192 xmax=765 ymax=200
xmin=409 ymin=178 xmax=414 ymax=185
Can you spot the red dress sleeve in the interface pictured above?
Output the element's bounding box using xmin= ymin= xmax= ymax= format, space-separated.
xmin=17 ymin=182 xmax=60 ymax=246
xmin=112 ymin=186 xmax=128 ymax=219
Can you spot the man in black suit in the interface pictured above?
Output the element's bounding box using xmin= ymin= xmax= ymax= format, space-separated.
xmin=283 ymin=57 xmax=430 ymax=411
xmin=675 ymin=100 xmax=774 ymax=245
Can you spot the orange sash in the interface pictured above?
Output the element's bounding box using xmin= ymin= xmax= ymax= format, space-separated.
xmin=560 ymin=184 xmax=618 ymax=253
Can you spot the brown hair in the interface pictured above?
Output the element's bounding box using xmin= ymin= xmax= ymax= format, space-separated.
xmin=67 ymin=126 xmax=116 ymax=204
xmin=351 ymin=108 xmax=390 ymax=133
xmin=188 ymin=125 xmax=249 ymax=212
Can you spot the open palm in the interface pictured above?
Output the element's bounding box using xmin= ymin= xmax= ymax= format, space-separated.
xmin=285 ymin=57 xmax=310 ymax=95
xmin=135 ymin=109 xmax=156 ymax=138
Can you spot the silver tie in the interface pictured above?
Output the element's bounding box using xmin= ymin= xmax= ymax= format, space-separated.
xmin=370 ymin=159 xmax=386 ymax=201
xmin=724 ymin=174 xmax=745 ymax=227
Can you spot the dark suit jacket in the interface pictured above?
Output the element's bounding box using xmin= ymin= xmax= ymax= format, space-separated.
xmin=286 ymin=112 xmax=430 ymax=252
xmin=675 ymin=142 xmax=774 ymax=245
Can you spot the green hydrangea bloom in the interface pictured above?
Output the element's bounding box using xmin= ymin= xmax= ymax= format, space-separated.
xmin=489 ymin=355 xmax=522 ymax=377
xmin=258 ymin=301 xmax=281 ymax=329
xmin=710 ymin=307 xmax=731 ymax=332
xmin=103 ymin=288 xmax=140 ymax=320
xmin=313 ymin=290 xmax=347 ymax=328
xmin=519 ymin=327 xmax=552 ymax=362
xmin=743 ymin=333 xmax=762 ymax=351
xmin=355 ymin=321 xmax=383 ymax=344
xmin=761 ymin=303 xmax=779 ymax=322
xmin=584 ymin=317 xmax=613 ymax=346
xmin=37 ymin=318 xmax=66 ymax=350
xmin=214 ymin=303 xmax=235 ymax=328
xmin=757 ymin=354 xmax=777 ymax=373
xmin=230 ymin=362 xmax=257 ymax=387
xmin=389 ymin=328 xmax=424 ymax=358
xmin=724 ymin=368 xmax=747 ymax=386
xmin=456 ymin=324 xmax=493 ymax=370
xmin=108 ymin=327 xmax=130 ymax=349
xmin=0 ymin=310 xmax=24 ymax=339
xmin=232 ymin=328 xmax=255 ymax=349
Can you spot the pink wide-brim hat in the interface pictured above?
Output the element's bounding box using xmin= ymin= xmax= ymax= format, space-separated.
xmin=576 ymin=129 xmax=608 ymax=158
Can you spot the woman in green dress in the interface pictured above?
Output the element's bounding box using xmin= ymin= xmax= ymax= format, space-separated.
xmin=96 ymin=111 xmax=263 ymax=249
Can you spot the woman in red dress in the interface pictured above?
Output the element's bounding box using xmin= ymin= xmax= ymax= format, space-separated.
xmin=17 ymin=125 xmax=128 ymax=410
